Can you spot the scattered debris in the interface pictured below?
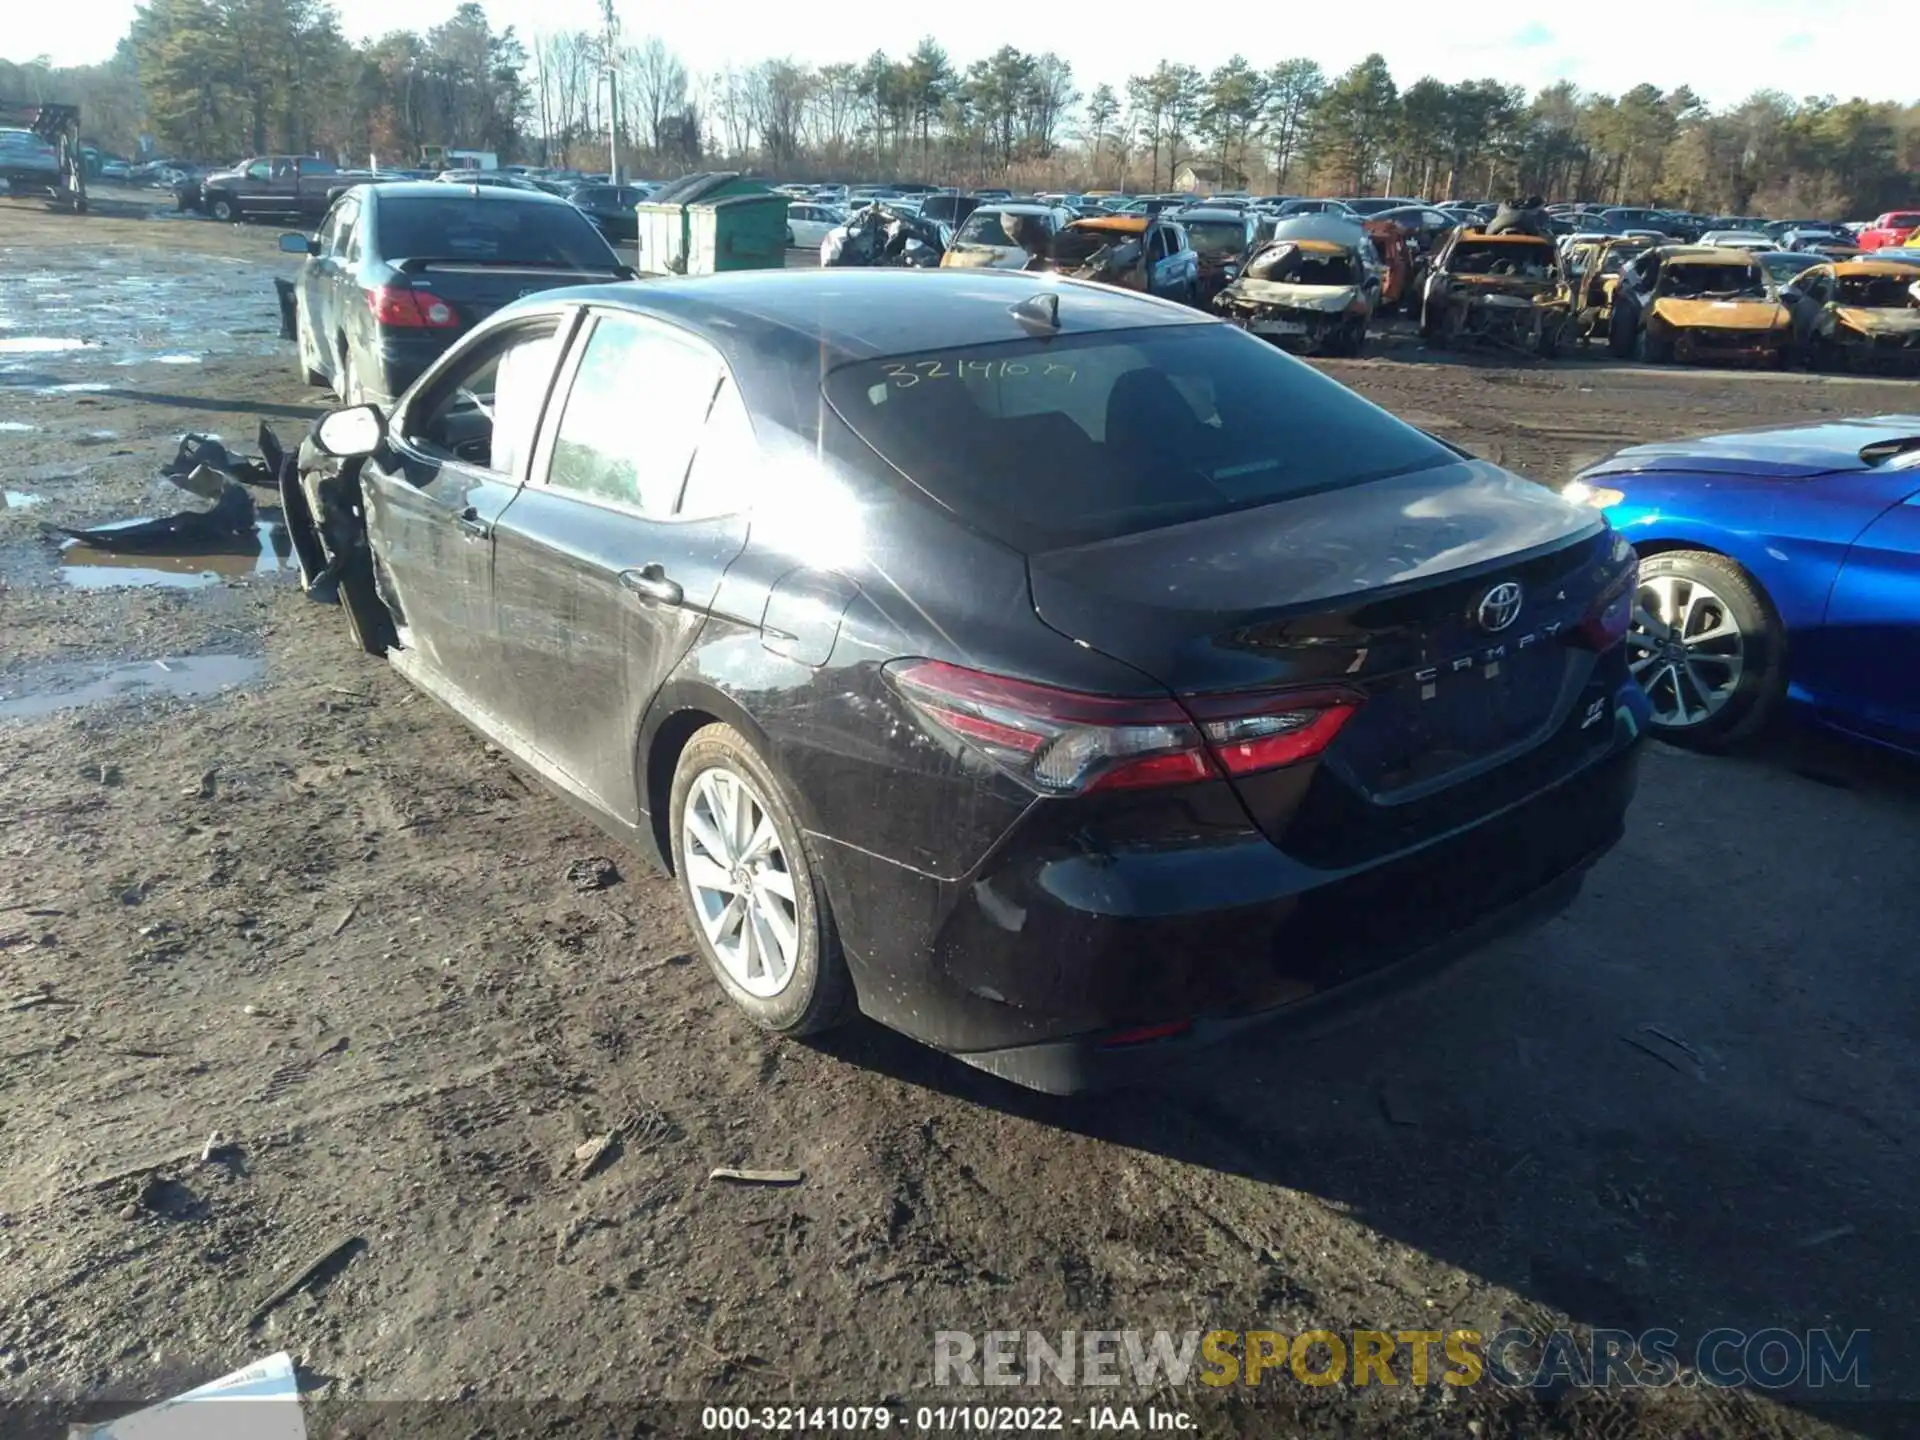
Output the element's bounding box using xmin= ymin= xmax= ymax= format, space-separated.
xmin=4 ymin=990 xmax=62 ymax=1012
xmin=274 ymin=278 xmax=299 ymax=341
xmin=572 ymin=1131 xmax=620 ymax=1180
xmin=566 ymin=856 xmax=619 ymax=892
xmin=328 ymin=903 xmax=358 ymax=938
xmin=1795 ymin=1224 xmax=1856 ymax=1249
xmin=709 ymin=1167 xmax=805 ymax=1187
xmin=196 ymin=768 xmax=219 ymax=799
xmin=81 ymin=761 xmax=122 ymax=786
xmin=68 ymin=1350 xmax=306 ymax=1439
xmin=46 ymin=479 xmax=256 ymax=553
xmin=248 ymin=1233 xmax=366 ymax=1329
xmin=165 ymin=430 xmax=278 ymax=491
xmin=200 ymin=1130 xmax=231 ymax=1163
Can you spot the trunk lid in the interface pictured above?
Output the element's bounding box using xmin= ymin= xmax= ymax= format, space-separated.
xmin=389 ymin=259 xmax=622 ymax=327
xmin=1025 ymin=459 xmax=1616 ymax=849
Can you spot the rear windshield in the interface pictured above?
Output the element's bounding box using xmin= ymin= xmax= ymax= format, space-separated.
xmin=1051 ymin=227 xmax=1140 ymax=267
xmin=375 ymin=196 xmax=616 ymax=268
xmin=826 ymin=326 xmax=1454 ymax=550
xmin=1244 ymin=245 xmax=1359 ymax=285
xmin=919 ymin=196 xmax=977 ymax=224
xmin=1449 ymin=240 xmax=1553 ymax=278
xmin=1662 ymin=262 xmax=1765 ymax=298
xmin=1836 ymin=274 xmax=1919 ymax=307
xmin=956 ymin=210 xmax=1053 ymax=248
xmin=1185 ymin=221 xmax=1250 ymax=254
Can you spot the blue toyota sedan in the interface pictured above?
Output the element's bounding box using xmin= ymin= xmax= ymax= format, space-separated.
xmin=1562 ymin=416 xmax=1920 ymax=753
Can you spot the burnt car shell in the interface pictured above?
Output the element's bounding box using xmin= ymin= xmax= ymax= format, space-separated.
xmin=1642 ymin=247 xmax=1792 ymax=364
xmin=1795 ymin=259 xmax=1920 ymax=371
xmin=1214 ymin=236 xmax=1373 ymax=355
xmin=1423 ymin=230 xmax=1562 ymax=347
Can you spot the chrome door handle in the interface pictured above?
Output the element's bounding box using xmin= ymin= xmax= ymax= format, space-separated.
xmin=454 ymin=506 xmax=490 ymax=540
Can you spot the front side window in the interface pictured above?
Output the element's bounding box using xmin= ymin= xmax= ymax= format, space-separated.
xmin=246 ymin=161 xmax=271 ymax=181
xmin=407 ymin=325 xmax=561 ymax=475
xmin=543 ymin=315 xmax=724 ymax=516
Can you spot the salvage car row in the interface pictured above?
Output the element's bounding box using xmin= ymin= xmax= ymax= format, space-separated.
xmin=803 ymin=191 xmax=1920 ymax=370
xmin=266 ymin=173 xmax=1920 ymax=1099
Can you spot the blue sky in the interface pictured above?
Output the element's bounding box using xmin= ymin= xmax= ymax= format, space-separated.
xmin=8 ymin=0 xmax=1907 ymax=110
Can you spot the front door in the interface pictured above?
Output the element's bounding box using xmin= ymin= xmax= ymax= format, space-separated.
xmin=1818 ymin=487 xmax=1920 ymax=740
xmin=359 ymin=317 xmax=568 ymax=708
xmin=487 ymin=310 xmax=751 ymax=821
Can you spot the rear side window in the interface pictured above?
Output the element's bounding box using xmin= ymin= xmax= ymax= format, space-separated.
xmin=374 ymin=196 xmax=616 ymax=268
xmin=827 ymin=326 xmax=1454 ymax=551
xmin=543 ymin=315 xmax=724 ymax=516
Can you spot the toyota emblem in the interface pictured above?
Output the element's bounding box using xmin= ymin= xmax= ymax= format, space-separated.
xmin=1476 ymin=581 xmax=1524 ymax=633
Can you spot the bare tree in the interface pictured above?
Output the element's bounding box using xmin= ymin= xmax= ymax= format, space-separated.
xmin=625 ymin=36 xmax=687 ymax=157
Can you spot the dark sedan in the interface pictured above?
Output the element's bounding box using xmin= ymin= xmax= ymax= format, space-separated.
xmin=567 ymin=183 xmax=646 ymax=242
xmin=282 ymin=270 xmax=1647 ymax=1094
xmin=280 ymin=181 xmax=631 ymax=406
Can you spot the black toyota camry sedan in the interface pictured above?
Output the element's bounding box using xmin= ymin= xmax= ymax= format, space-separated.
xmin=282 ymin=269 xmax=1648 ymax=1093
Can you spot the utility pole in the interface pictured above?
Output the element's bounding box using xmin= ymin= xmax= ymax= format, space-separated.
xmin=601 ymin=0 xmax=621 ymax=183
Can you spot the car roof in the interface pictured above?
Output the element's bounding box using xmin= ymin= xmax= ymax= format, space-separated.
xmin=1662 ymin=246 xmax=1763 ymax=265
xmin=365 ymin=180 xmax=570 ymax=207
xmin=1456 ymin=230 xmax=1553 ymax=245
xmin=1176 ymin=208 xmax=1247 ymax=222
xmin=516 ymin=269 xmax=1212 ymax=365
xmin=973 ymin=202 xmax=1057 ymax=216
xmin=1068 ymin=214 xmax=1150 ymax=234
xmin=1829 ymin=258 xmax=1920 ymax=277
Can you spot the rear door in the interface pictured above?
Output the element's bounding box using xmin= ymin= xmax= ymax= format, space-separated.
xmin=305 ymin=192 xmax=360 ymax=373
xmin=486 ymin=311 xmax=751 ymax=820
xmin=360 ymin=316 xmax=569 ymax=706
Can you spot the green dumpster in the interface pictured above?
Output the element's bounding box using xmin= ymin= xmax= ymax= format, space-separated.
xmin=688 ymin=193 xmax=789 ymax=273
xmin=633 ymin=171 xmax=784 ymax=276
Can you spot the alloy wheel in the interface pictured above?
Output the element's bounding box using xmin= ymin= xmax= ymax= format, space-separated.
xmin=681 ymin=766 xmax=800 ymax=999
xmin=1627 ymin=573 xmax=1745 ymax=727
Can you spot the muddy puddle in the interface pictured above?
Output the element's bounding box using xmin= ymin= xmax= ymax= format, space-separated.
xmin=56 ymin=518 xmax=293 ymax=589
xmin=0 ymin=254 xmax=282 ymax=385
xmin=0 ymin=653 xmax=265 ymax=721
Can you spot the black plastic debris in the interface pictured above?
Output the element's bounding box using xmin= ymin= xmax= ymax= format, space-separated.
xmin=165 ymin=430 xmax=277 ymax=490
xmin=41 ymin=425 xmax=297 ymax=555
xmin=46 ymin=481 xmax=255 ymax=552
xmin=274 ymin=277 xmax=298 ymax=341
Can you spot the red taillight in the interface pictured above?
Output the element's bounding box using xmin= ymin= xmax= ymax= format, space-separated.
xmin=885 ymin=660 xmax=1360 ymax=796
xmin=1572 ymin=561 xmax=1638 ymax=651
xmin=368 ymin=285 xmax=457 ymax=328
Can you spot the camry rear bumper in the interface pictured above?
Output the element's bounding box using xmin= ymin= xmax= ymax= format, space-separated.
xmin=818 ymin=684 xmax=1647 ymax=1094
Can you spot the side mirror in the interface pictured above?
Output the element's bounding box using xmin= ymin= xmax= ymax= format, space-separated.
xmin=280 ymin=231 xmax=318 ymax=256
xmin=313 ymin=404 xmax=385 ymax=458
xmin=614 ymin=264 xmax=638 ymax=281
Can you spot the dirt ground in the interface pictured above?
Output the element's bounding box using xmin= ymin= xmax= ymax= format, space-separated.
xmin=2 ymin=189 xmax=1917 ymax=1439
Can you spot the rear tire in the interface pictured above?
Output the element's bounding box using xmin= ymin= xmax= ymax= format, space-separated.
xmin=669 ymin=724 xmax=853 ymax=1037
xmin=1627 ymin=550 xmax=1785 ymax=751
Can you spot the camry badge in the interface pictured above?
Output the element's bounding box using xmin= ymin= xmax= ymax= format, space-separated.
xmin=1476 ymin=581 xmax=1523 ymax=633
